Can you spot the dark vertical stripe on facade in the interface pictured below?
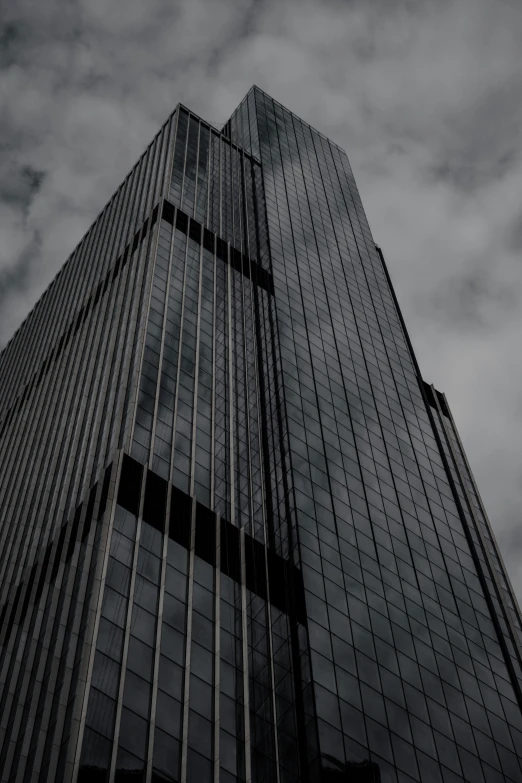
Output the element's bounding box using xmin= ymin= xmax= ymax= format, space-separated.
xmin=252 ymin=95 xmax=314 ymax=783
xmin=249 ymin=157 xmax=276 ymax=554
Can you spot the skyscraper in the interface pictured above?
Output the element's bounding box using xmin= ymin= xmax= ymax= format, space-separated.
xmin=1 ymin=85 xmax=522 ymax=783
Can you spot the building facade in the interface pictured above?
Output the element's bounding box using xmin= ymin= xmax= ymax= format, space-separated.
xmin=1 ymin=86 xmax=522 ymax=783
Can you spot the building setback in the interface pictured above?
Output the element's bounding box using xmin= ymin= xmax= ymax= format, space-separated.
xmin=1 ymin=86 xmax=522 ymax=783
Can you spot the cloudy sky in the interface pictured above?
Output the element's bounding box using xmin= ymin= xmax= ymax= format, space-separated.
xmin=2 ymin=0 xmax=522 ymax=598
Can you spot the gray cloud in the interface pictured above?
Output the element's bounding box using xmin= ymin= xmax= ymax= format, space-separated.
xmin=2 ymin=0 xmax=522 ymax=603
xmin=426 ymin=79 xmax=522 ymax=193
xmin=0 ymin=164 xmax=46 ymax=212
xmin=428 ymin=266 xmax=519 ymax=329
xmin=507 ymin=211 xmax=522 ymax=252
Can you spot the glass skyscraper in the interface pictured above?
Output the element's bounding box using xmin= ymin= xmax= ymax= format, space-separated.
xmin=1 ymin=85 xmax=522 ymax=783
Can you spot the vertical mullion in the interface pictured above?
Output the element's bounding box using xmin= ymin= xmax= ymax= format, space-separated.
xmin=218 ymin=137 xmax=224 ymax=236
xmin=179 ymin=111 xmax=191 ymax=212
xmin=227 ymin=247 xmax=235 ymax=526
xmin=213 ymin=511 xmax=221 ymax=783
xmin=180 ymin=500 xmax=196 ymax=783
xmin=69 ymin=450 xmax=125 ymax=781
xmin=168 ymin=227 xmax=189 ymax=486
xmin=210 ymin=238 xmax=217 ymax=509
xmin=192 ymin=120 xmax=201 ymax=220
xmin=51 ymin=462 xmax=119 ymax=780
xmin=189 ymin=242 xmax=204 ymax=497
xmin=161 ymin=109 xmax=179 ymax=200
xmin=206 ymin=131 xmax=212 ymax=229
xmin=145 ymin=484 xmax=170 ymax=783
xmin=240 ymin=154 xmax=255 ymax=537
xmin=108 ymin=467 xmax=148 ymax=780
xmin=94 ymin=202 xmax=156 ymax=476
xmin=149 ymin=213 xmax=176 ymax=467
xmin=113 ymin=207 xmax=162 ymax=458
xmin=128 ymin=209 xmax=163 ymax=450
xmin=142 ymin=128 xmax=163 ymax=224
xmin=239 ymin=528 xmax=252 ymax=783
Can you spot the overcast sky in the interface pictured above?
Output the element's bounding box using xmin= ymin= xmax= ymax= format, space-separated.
xmin=2 ymin=0 xmax=522 ymax=600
